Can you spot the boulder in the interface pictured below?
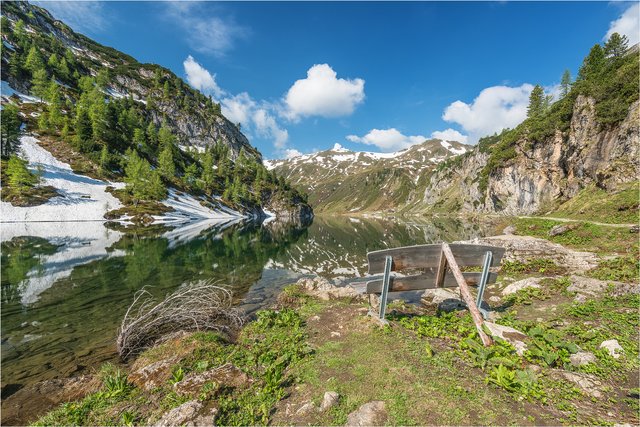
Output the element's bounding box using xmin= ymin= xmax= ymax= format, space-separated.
xmin=484 ymin=322 xmax=528 ymax=356
xmin=569 ymin=351 xmax=596 ymax=367
xmin=345 ymin=401 xmax=387 ymax=426
xmin=630 ymin=225 xmax=639 ymax=234
xmin=559 ymin=371 xmax=603 ymax=398
xmin=501 ymin=277 xmax=543 ymax=296
xmin=503 ymin=225 xmax=517 ymax=235
xmin=320 ymin=391 xmax=340 ymax=412
xmin=129 ymin=356 xmax=181 ymax=391
xmin=599 ymin=339 xmax=624 ymax=359
xmin=567 ymin=275 xmax=638 ymax=301
xmin=549 ymin=224 xmax=576 ymax=237
xmin=154 ymin=400 xmax=202 ymax=427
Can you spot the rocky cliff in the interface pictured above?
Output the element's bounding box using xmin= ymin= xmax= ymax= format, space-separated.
xmin=414 ymin=45 xmax=639 ymax=216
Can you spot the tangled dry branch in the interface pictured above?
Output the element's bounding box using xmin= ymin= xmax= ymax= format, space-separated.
xmin=116 ymin=281 xmax=245 ymax=360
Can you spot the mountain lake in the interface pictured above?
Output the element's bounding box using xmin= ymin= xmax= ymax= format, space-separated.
xmin=1 ymin=215 xmax=493 ymax=394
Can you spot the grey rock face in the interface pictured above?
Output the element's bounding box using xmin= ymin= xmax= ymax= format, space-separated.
xmin=420 ymin=96 xmax=639 ymax=215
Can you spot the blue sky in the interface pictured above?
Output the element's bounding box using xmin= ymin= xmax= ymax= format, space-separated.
xmin=38 ymin=1 xmax=639 ymax=158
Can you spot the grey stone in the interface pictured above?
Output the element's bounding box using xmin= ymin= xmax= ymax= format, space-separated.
xmin=569 ymin=351 xmax=596 ymax=367
xmin=600 ymin=339 xmax=624 ymax=359
xmin=484 ymin=321 xmax=528 ymax=356
xmin=560 ymin=371 xmax=603 ymax=398
xmin=501 ymin=277 xmax=543 ymax=296
xmin=630 ymin=225 xmax=639 ymax=233
xmin=298 ymin=277 xmax=361 ymax=301
xmin=345 ymin=401 xmax=387 ymax=426
xmin=549 ymin=224 xmax=576 ymax=237
xmin=503 ymin=225 xmax=517 ymax=235
xmin=320 ymin=391 xmax=340 ymax=411
xmin=567 ymin=275 xmax=638 ymax=301
xmin=296 ymin=401 xmax=316 ymax=416
xmin=154 ymin=400 xmax=202 ymax=427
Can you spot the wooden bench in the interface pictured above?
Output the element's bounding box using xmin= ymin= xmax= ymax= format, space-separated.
xmin=365 ymin=242 xmax=505 ymax=346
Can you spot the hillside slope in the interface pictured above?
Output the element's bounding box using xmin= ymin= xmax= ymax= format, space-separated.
xmin=0 ymin=1 xmax=311 ymax=221
xmin=0 ymin=1 xmax=256 ymax=159
xmin=266 ymin=139 xmax=470 ymax=213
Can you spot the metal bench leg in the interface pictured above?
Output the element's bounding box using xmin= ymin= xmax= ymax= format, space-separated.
xmin=377 ymin=256 xmax=392 ymax=324
xmin=476 ymin=251 xmax=493 ymax=320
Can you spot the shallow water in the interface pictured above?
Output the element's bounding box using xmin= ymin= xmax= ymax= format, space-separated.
xmin=1 ymin=215 xmax=491 ymax=392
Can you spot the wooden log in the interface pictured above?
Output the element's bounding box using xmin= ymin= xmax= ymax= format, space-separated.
xmin=441 ymin=243 xmax=493 ymax=347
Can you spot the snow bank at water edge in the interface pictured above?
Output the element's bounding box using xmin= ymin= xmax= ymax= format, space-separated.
xmin=1 ymin=136 xmax=125 ymax=222
xmin=157 ymin=190 xmax=243 ymax=224
xmin=0 ymin=222 xmax=124 ymax=305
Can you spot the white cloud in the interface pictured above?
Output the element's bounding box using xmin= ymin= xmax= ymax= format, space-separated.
xmin=221 ymin=92 xmax=255 ymax=126
xmin=442 ymin=84 xmax=534 ymax=143
xmin=605 ymin=3 xmax=639 ymax=45
xmin=284 ymin=149 xmax=303 ymax=159
xmin=35 ymin=1 xmax=107 ymax=33
xmin=430 ymin=128 xmax=468 ymax=144
xmin=183 ymin=56 xmax=225 ymax=98
xmin=346 ymin=128 xmax=426 ymax=152
xmin=253 ymin=109 xmax=289 ymax=149
xmin=166 ymin=3 xmax=248 ymax=56
xmin=283 ymin=64 xmax=365 ymax=121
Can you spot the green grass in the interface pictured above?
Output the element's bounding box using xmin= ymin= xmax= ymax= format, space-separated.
xmin=510 ymin=217 xmax=638 ymax=255
xmin=586 ymin=255 xmax=639 ymax=283
xmin=550 ymin=182 xmax=639 ymax=224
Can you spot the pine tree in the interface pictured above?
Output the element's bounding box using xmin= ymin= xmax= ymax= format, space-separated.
xmin=6 ymin=155 xmax=39 ymax=189
xmin=24 ymin=45 xmax=44 ymax=73
xmin=560 ymin=70 xmax=571 ymax=97
xmin=578 ymin=44 xmax=606 ymax=81
xmin=158 ymin=144 xmax=175 ymax=180
xmin=58 ymin=57 xmax=70 ymax=80
xmin=184 ymin=163 xmax=199 ymax=189
xmin=133 ymin=128 xmax=147 ymax=148
xmin=604 ymin=32 xmax=629 ymax=59
xmin=74 ymin=108 xmax=94 ymax=152
xmin=1 ymin=103 xmax=21 ymax=157
xmin=99 ymin=145 xmax=110 ymax=175
xmin=146 ymin=122 xmax=158 ymax=146
xmin=47 ymin=53 xmax=59 ymax=71
xmin=31 ymin=68 xmax=48 ymax=101
xmin=527 ymin=85 xmax=545 ymax=118
xmin=124 ymin=149 xmax=167 ymax=202
xmin=38 ymin=110 xmax=49 ymax=131
xmin=13 ymin=19 xmax=26 ymax=46
xmin=158 ymin=125 xmax=175 ymax=147
xmin=201 ymin=150 xmax=216 ymax=191
xmin=46 ymin=79 xmax=63 ymax=129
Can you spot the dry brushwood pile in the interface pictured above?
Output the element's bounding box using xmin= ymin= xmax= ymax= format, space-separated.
xmin=116 ymin=281 xmax=245 ymax=359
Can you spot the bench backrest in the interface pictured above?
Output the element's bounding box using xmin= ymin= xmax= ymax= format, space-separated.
xmin=365 ymin=243 xmax=505 ymax=294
